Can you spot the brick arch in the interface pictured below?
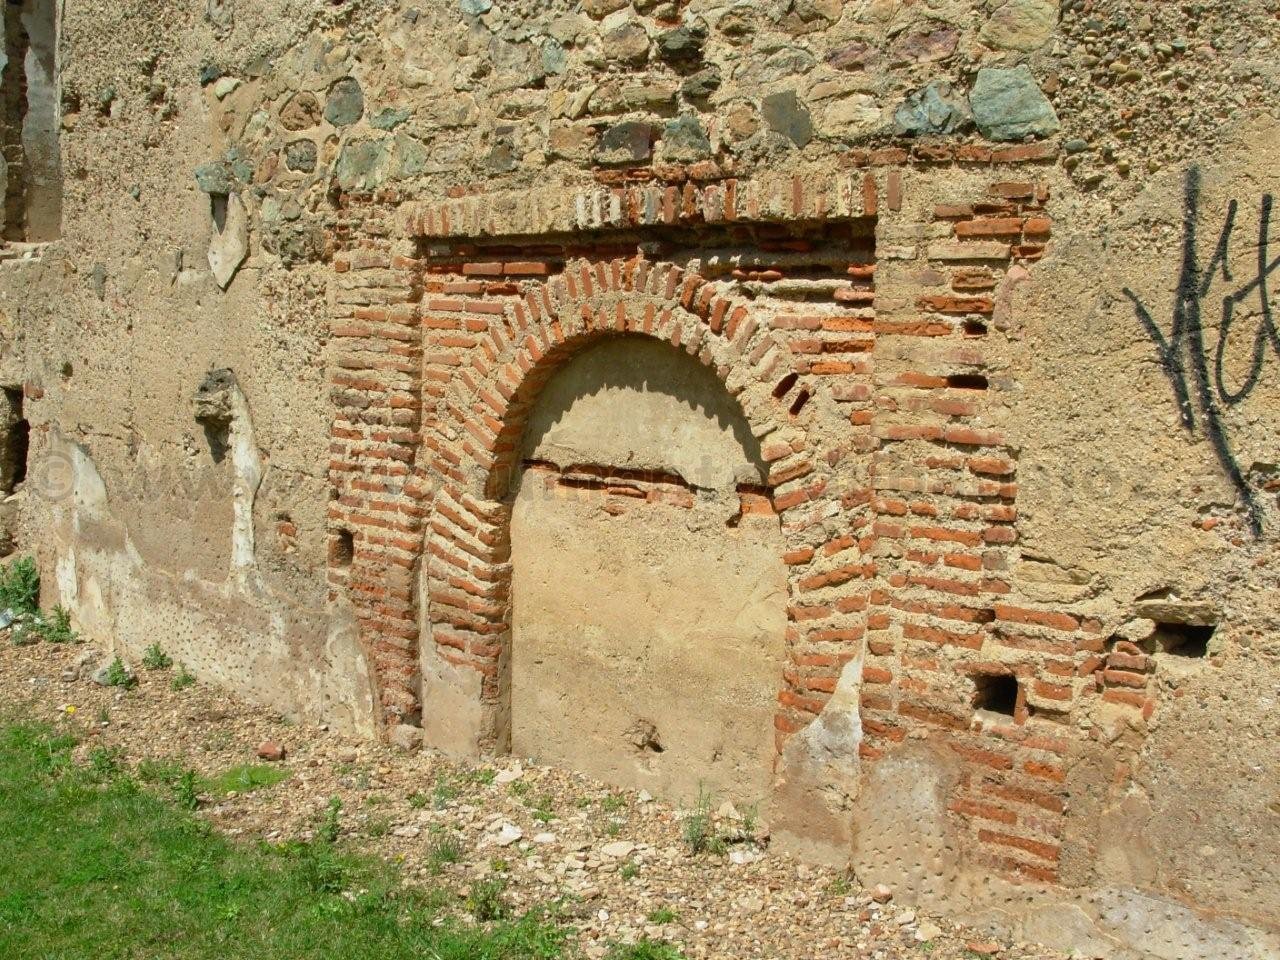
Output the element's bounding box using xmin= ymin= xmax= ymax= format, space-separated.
xmin=419 ymin=256 xmax=850 ymax=756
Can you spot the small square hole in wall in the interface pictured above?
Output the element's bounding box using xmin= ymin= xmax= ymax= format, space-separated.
xmin=330 ymin=529 xmax=354 ymax=568
xmin=972 ymin=673 xmax=1019 ymax=718
xmin=1152 ymin=622 xmax=1214 ymax=658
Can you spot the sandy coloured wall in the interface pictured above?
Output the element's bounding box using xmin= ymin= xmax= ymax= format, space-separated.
xmin=0 ymin=1 xmax=1277 ymax=957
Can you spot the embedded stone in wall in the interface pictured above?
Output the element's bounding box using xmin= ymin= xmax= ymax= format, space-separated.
xmin=762 ymin=89 xmax=814 ymax=147
xmin=595 ymin=120 xmax=655 ymax=166
xmin=981 ymin=0 xmax=1060 ymax=52
xmin=284 ymin=139 xmax=317 ymax=173
xmin=894 ymin=81 xmax=973 ymax=137
xmin=279 ymin=91 xmax=321 ymax=130
xmin=324 ymin=77 xmax=364 ymax=127
xmin=658 ymin=115 xmax=711 ymax=163
xmin=207 ymin=193 xmax=248 ymax=289
xmin=969 ymin=65 xmax=1060 ymax=141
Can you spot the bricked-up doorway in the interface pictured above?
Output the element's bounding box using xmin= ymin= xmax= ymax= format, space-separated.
xmin=509 ymin=335 xmax=788 ymax=806
xmin=410 ymin=248 xmax=877 ymax=771
xmin=334 ymin=165 xmax=1073 ymax=874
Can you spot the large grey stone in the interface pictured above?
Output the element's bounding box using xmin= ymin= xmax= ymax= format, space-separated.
xmin=659 ymin=115 xmax=712 ymax=163
xmin=894 ymin=81 xmax=972 ymax=136
xmin=594 ymin=120 xmax=655 ymax=166
xmin=324 ymin=77 xmax=365 ymax=127
xmin=336 ymin=138 xmax=389 ymax=191
xmin=761 ymin=89 xmax=813 ymax=147
xmin=681 ymin=66 xmax=721 ymax=99
xmin=284 ymin=139 xmax=317 ymax=173
xmin=371 ymin=107 xmax=411 ymax=131
xmin=969 ymin=65 xmax=1059 ymax=141
xmin=194 ymin=161 xmax=236 ymax=195
xmin=656 ymin=25 xmax=705 ymax=63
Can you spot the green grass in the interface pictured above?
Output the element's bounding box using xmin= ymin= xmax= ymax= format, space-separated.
xmin=605 ymin=940 xmax=686 ymax=960
xmin=205 ymin=763 xmax=290 ymax=796
xmin=0 ymin=720 xmax=571 ymax=959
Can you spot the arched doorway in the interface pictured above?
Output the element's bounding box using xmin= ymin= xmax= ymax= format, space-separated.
xmin=509 ymin=335 xmax=789 ymax=806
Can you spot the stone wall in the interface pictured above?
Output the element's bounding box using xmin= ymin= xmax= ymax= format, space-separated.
xmin=0 ymin=1 xmax=1278 ymax=957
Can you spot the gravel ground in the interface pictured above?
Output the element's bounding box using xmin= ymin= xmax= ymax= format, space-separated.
xmin=0 ymin=639 xmax=1070 ymax=960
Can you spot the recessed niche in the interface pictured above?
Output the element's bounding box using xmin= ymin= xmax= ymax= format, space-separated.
xmin=972 ymin=673 xmax=1019 ymax=718
xmin=1152 ymin=622 xmax=1214 ymax=659
xmin=330 ymin=528 xmax=354 ymax=567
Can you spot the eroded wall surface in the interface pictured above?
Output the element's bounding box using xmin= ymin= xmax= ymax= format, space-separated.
xmin=0 ymin=1 xmax=1278 ymax=957
xmin=511 ymin=337 xmax=787 ymax=806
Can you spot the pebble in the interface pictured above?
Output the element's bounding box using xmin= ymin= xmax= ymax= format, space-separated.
xmin=494 ymin=823 xmax=523 ymax=846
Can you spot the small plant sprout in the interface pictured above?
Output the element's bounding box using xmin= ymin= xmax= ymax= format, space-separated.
xmin=317 ymin=795 xmax=343 ymax=844
xmin=38 ymin=606 xmax=79 ymax=643
xmin=170 ymin=665 xmax=195 ymax=691
xmin=0 ymin=556 xmax=40 ymax=617
xmin=141 ymin=643 xmax=172 ymax=669
xmin=103 ymin=657 xmax=136 ymax=689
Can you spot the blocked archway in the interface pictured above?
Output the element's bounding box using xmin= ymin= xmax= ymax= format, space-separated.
xmin=416 ymin=258 xmax=863 ymax=775
xmin=510 ymin=334 xmax=789 ymax=805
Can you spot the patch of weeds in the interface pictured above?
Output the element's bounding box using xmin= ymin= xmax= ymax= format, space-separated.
xmin=407 ymin=791 xmax=429 ymax=810
xmin=681 ymin=790 xmax=714 ymax=855
xmin=363 ymin=793 xmax=385 ymax=806
xmin=95 ymin=706 xmax=110 ymax=726
xmin=170 ymin=665 xmax=195 ymax=691
xmin=462 ymin=766 xmax=496 ymax=787
xmin=87 ymin=746 xmax=124 ymax=782
xmin=136 ymin=759 xmax=184 ymax=785
xmin=826 ymin=875 xmax=853 ymax=897
xmin=174 ymin=769 xmax=201 ymax=810
xmin=316 ymin=795 xmax=343 ymax=844
xmin=531 ymin=793 xmax=555 ymax=823
xmin=741 ymin=803 xmax=758 ymax=838
xmin=681 ymin=789 xmax=729 ymax=856
xmin=605 ymin=939 xmax=687 ymax=960
xmin=489 ymin=857 xmax=510 ymax=873
xmin=207 ymin=764 xmax=289 ymax=796
xmin=619 ymin=861 xmax=639 ymax=880
xmin=102 ymin=657 xmax=136 ymax=690
xmin=424 ymin=833 xmax=463 ymax=875
xmin=362 ymin=815 xmax=391 ymax=839
xmin=0 ymin=557 xmax=39 ymax=617
xmin=37 ymin=606 xmax=79 ymax=644
xmin=646 ymin=907 xmax=678 ymax=924
xmin=295 ymin=841 xmax=358 ymax=895
xmin=508 ymin=779 xmax=532 ymax=800
xmin=600 ymin=793 xmax=627 ymax=814
xmin=432 ymin=773 xmax=458 ymax=808
xmin=141 ymin=643 xmax=172 ymax=669
xmin=466 ymin=877 xmax=508 ymax=922
xmin=604 ymin=820 xmax=623 ymax=838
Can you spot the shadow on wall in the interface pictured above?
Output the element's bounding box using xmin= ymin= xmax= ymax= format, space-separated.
xmin=519 ymin=333 xmax=768 ymax=491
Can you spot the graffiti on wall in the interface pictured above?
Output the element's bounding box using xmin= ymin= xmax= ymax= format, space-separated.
xmin=1123 ymin=166 xmax=1279 ymax=537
